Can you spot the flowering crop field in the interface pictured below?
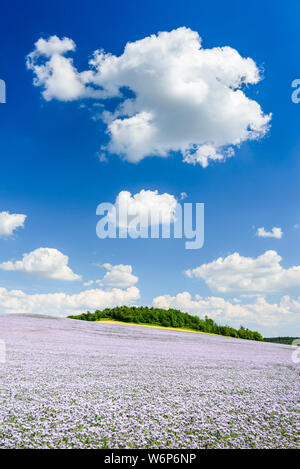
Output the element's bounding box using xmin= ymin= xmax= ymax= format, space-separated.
xmin=0 ymin=314 xmax=299 ymax=449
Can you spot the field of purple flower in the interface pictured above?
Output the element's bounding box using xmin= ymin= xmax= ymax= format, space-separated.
xmin=0 ymin=314 xmax=299 ymax=449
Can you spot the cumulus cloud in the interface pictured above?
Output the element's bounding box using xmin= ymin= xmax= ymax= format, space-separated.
xmin=152 ymin=291 xmax=300 ymax=327
xmin=185 ymin=250 xmax=300 ymax=294
xmin=183 ymin=145 xmax=235 ymax=168
xmin=96 ymin=263 xmax=138 ymax=288
xmin=27 ymin=28 xmax=271 ymax=167
xmin=108 ymin=189 xmax=178 ymax=228
xmin=0 ymin=247 xmax=81 ymax=281
xmin=0 ymin=285 xmax=140 ymax=316
xmin=83 ymin=280 xmax=94 ymax=287
xmin=0 ymin=211 xmax=26 ymax=237
xmin=26 ymin=36 xmax=90 ymax=101
xmin=256 ymin=227 xmax=283 ymax=239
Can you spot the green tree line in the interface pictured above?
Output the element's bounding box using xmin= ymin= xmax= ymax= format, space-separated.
xmin=264 ymin=337 xmax=299 ymax=345
xmin=68 ymin=306 xmax=263 ymax=341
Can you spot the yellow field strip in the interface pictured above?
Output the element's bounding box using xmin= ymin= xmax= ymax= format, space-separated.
xmin=96 ymin=319 xmax=220 ymax=337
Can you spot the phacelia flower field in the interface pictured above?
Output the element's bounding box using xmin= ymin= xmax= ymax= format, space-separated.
xmin=0 ymin=314 xmax=299 ymax=449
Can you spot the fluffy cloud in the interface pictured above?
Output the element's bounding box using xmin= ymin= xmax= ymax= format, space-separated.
xmin=27 ymin=28 xmax=271 ymax=167
xmin=97 ymin=263 xmax=138 ymax=288
xmin=256 ymin=227 xmax=283 ymax=239
xmin=0 ymin=286 xmax=140 ymax=316
xmin=26 ymin=36 xmax=89 ymax=101
xmin=109 ymin=189 xmax=178 ymax=228
xmin=0 ymin=211 xmax=26 ymax=237
xmin=185 ymin=250 xmax=300 ymax=294
xmin=183 ymin=145 xmax=234 ymax=168
xmin=153 ymin=291 xmax=249 ymax=319
xmin=83 ymin=280 xmax=94 ymax=287
xmin=152 ymin=291 xmax=300 ymax=327
xmin=0 ymin=247 xmax=81 ymax=281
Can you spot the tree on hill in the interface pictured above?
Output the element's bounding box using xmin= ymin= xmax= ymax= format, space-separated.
xmin=68 ymin=306 xmax=263 ymax=342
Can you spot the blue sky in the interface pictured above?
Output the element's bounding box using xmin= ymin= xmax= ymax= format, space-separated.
xmin=0 ymin=0 xmax=299 ymax=335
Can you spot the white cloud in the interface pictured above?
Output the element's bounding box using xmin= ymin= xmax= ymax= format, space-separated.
xmin=0 ymin=247 xmax=81 ymax=281
xmin=97 ymin=263 xmax=138 ymax=288
xmin=29 ymin=36 xmax=76 ymax=57
xmin=0 ymin=285 xmax=140 ymax=316
xmin=256 ymin=227 xmax=283 ymax=239
xmin=185 ymin=250 xmax=300 ymax=294
xmin=0 ymin=211 xmax=26 ymax=237
xmin=152 ymin=291 xmax=300 ymax=327
xmin=109 ymin=189 xmax=178 ymax=227
xmin=26 ymin=36 xmax=89 ymax=102
xmin=153 ymin=291 xmax=248 ymax=319
xmin=183 ymin=145 xmax=234 ymax=168
xmin=27 ymin=28 xmax=271 ymax=167
xmin=83 ymin=280 xmax=94 ymax=287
